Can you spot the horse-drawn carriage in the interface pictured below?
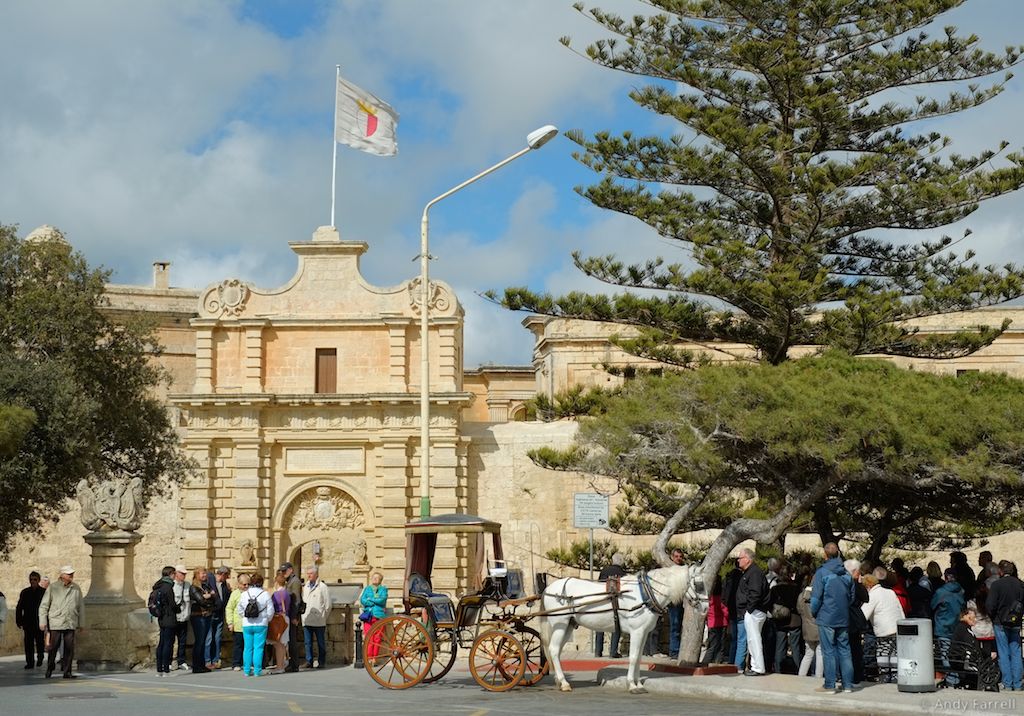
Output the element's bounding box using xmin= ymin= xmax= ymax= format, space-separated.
xmin=363 ymin=512 xmax=708 ymax=693
xmin=362 ymin=513 xmax=548 ymax=691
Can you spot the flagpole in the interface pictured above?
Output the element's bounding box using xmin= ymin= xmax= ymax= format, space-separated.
xmin=330 ymin=64 xmax=340 ymax=228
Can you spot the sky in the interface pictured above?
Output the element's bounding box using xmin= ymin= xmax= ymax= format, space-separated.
xmin=2 ymin=0 xmax=1023 ymax=367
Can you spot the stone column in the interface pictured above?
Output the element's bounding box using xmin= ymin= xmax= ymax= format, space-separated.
xmin=77 ymin=531 xmax=152 ymax=671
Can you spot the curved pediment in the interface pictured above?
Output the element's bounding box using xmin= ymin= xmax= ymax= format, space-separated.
xmin=197 ymin=227 xmax=461 ymax=322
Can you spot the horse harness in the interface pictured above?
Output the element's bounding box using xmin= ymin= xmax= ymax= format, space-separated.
xmin=546 ymin=571 xmax=667 ymax=630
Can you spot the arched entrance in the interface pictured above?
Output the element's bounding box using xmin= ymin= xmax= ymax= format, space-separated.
xmin=275 ymin=483 xmax=371 ymax=584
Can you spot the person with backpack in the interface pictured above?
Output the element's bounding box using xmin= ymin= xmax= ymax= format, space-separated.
xmin=237 ymin=572 xmax=273 ymax=677
xmin=986 ymin=559 xmax=1024 ymax=691
xmin=150 ymin=566 xmax=178 ymax=676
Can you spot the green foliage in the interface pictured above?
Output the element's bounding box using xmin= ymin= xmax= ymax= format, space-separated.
xmin=550 ymin=351 xmax=1024 ymax=546
xmin=528 ymin=385 xmax=609 ymax=421
xmin=544 ymin=539 xmax=706 ymax=572
xmin=0 ymin=404 xmax=35 ymax=457
xmin=491 ymin=0 xmax=1024 ymax=365
xmin=0 ymin=223 xmax=195 ymax=551
xmin=545 ymin=539 xmax=619 ymax=571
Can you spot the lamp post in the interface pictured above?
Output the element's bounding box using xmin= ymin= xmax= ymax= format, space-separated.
xmin=418 ymin=125 xmax=558 ymax=518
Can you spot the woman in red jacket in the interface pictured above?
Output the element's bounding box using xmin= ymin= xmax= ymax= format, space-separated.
xmin=705 ymin=575 xmax=730 ymax=663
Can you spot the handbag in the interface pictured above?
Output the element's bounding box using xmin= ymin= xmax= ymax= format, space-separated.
xmin=268 ymin=613 xmax=288 ymax=641
xmin=358 ymin=609 xmax=373 ymax=623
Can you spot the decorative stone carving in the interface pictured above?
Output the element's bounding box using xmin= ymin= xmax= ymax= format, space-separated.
xmin=77 ymin=477 xmax=144 ymax=532
xmin=288 ymin=487 xmax=365 ymax=531
xmin=203 ymin=279 xmax=251 ymax=317
xmin=239 ymin=539 xmax=256 ymax=566
xmin=408 ymin=277 xmax=451 ymax=315
xmin=350 ymin=538 xmax=367 ymax=565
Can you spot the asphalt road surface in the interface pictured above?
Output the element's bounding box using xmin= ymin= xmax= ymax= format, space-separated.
xmin=0 ymin=657 xmax=832 ymax=716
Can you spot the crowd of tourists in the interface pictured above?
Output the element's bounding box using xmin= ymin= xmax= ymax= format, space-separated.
xmin=595 ymin=545 xmax=1024 ymax=693
xmin=717 ymin=545 xmax=1024 ymax=692
xmin=1 ymin=562 xmax=342 ymax=678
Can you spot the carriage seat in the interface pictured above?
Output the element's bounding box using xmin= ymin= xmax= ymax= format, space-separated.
xmin=407 ymin=572 xmax=455 ymax=626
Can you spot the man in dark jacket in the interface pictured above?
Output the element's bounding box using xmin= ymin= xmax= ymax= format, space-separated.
xmin=152 ymin=566 xmax=178 ymax=676
xmin=281 ymin=562 xmax=304 ymax=672
xmin=208 ymin=566 xmax=232 ymax=668
xmin=950 ymin=551 xmax=977 ymax=602
xmin=595 ymin=553 xmax=626 ymax=658
xmin=733 ymin=547 xmax=769 ymax=676
xmin=986 ymin=560 xmax=1024 ymax=691
xmin=15 ymin=571 xmax=45 ymax=669
xmin=810 ymin=542 xmax=856 ymax=693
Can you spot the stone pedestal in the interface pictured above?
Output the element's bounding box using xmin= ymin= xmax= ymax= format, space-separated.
xmin=76 ymin=530 xmax=153 ymax=671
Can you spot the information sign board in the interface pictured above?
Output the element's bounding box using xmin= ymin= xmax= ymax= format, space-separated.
xmin=573 ymin=492 xmax=609 ymax=529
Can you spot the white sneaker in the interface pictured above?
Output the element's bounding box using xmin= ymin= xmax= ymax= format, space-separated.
xmin=179 ymin=663 xmax=190 ymax=671
xmin=232 ymin=666 xmax=241 ymax=672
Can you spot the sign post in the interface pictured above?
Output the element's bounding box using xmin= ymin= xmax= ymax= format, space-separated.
xmin=573 ymin=493 xmax=609 ymax=579
xmin=574 ymin=492 xmax=609 ymax=656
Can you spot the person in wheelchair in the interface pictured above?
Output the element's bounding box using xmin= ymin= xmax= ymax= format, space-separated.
xmin=948 ymin=606 xmax=999 ymax=690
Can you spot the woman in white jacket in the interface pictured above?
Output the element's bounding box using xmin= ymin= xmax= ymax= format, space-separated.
xmin=301 ymin=565 xmax=332 ymax=668
xmin=236 ymin=573 xmax=273 ymax=677
xmin=861 ymin=573 xmax=905 ymax=679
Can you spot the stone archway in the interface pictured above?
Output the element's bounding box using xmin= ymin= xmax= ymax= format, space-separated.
xmin=279 ymin=485 xmax=370 ymax=584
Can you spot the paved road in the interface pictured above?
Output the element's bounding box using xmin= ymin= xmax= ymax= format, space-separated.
xmin=0 ymin=657 xmax=830 ymax=716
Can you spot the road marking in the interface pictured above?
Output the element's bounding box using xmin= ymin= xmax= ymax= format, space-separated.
xmin=57 ymin=678 xmax=257 ymax=700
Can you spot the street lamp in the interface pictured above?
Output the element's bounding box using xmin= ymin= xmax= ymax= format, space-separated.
xmin=418 ymin=124 xmax=558 ymax=517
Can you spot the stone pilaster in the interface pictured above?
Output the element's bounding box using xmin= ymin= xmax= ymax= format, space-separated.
xmin=192 ymin=319 xmax=217 ymax=393
xmin=374 ymin=438 xmax=412 ymax=594
xmin=383 ymin=319 xmax=410 ymax=390
xmin=241 ymin=319 xmax=267 ymax=393
xmin=437 ymin=321 xmax=458 ymax=391
xmin=232 ymin=441 xmax=267 ymax=574
xmin=182 ymin=445 xmax=215 ymax=568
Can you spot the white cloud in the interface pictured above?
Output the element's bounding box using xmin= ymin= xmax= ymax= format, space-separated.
xmin=1 ymin=0 xmax=1023 ymax=366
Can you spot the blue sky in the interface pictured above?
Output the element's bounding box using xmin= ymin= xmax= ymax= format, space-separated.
xmin=1 ymin=1 xmax=1023 ymax=366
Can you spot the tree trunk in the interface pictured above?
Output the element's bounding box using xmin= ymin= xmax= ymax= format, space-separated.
xmin=813 ymin=503 xmax=837 ymax=546
xmin=677 ymin=479 xmax=835 ymax=664
xmin=864 ymin=529 xmax=890 ymax=565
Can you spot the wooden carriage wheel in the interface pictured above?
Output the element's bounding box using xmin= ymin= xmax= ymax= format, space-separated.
xmin=469 ymin=629 xmax=526 ymax=692
xmin=511 ymin=625 xmax=548 ymax=686
xmin=363 ymin=615 xmax=434 ymax=689
xmin=422 ymin=627 xmax=458 ymax=683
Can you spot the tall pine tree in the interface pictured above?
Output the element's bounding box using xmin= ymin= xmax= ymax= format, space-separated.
xmin=493 ymin=0 xmax=1024 ymax=366
xmin=490 ymin=0 xmax=1024 ymax=663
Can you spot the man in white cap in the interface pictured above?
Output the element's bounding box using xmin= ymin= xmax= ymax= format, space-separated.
xmin=171 ymin=564 xmax=192 ymax=670
xmin=38 ymin=566 xmax=84 ymax=679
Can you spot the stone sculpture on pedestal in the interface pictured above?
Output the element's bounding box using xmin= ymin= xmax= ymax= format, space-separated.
xmin=74 ymin=478 xmax=152 ymax=671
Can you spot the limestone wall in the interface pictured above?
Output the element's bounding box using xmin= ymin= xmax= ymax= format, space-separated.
xmin=0 ymin=485 xmax=185 ymax=655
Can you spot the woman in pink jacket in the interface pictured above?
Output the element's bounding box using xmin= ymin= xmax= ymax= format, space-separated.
xmin=705 ymin=575 xmax=730 ymax=663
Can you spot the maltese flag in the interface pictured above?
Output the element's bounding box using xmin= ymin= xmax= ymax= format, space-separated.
xmin=335 ymin=75 xmax=399 ymax=157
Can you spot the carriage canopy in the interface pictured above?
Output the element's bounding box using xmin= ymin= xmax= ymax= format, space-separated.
xmin=404 ymin=513 xmax=504 ymax=599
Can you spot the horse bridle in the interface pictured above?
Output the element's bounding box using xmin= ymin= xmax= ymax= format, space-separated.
xmin=685 ymin=566 xmax=709 ymax=610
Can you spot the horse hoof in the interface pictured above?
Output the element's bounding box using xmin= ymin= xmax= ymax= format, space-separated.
xmin=559 ymin=683 xmax=573 ymax=692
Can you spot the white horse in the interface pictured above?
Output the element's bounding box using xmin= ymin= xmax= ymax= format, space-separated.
xmin=538 ymin=564 xmax=707 ymax=694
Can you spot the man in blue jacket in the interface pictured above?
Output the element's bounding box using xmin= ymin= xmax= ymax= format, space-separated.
xmin=810 ymin=542 xmax=856 ymax=693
